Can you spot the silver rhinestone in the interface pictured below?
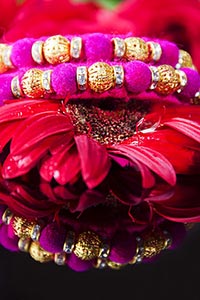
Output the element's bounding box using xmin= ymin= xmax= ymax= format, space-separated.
xmin=77 ymin=66 xmax=87 ymax=90
xmin=31 ymin=41 xmax=44 ymax=64
xmin=2 ymin=208 xmax=13 ymax=225
xmin=99 ymin=244 xmax=110 ymax=259
xmin=135 ymin=236 xmax=144 ymax=263
xmin=11 ymin=76 xmax=23 ymax=98
xmin=31 ymin=224 xmax=41 ymax=241
xmin=54 ymin=252 xmax=66 ymax=266
xmin=176 ymin=69 xmax=187 ymax=93
xmin=147 ymin=41 xmax=162 ymax=61
xmin=70 ymin=37 xmax=82 ymax=59
xmin=42 ymin=70 xmax=52 ymax=92
xmin=113 ymin=65 xmax=124 ymax=86
xmin=95 ymin=258 xmax=107 ymax=269
xmin=2 ymin=46 xmax=13 ymax=68
xmin=63 ymin=231 xmax=75 ymax=254
xmin=163 ymin=230 xmax=172 ymax=249
xmin=149 ymin=66 xmax=159 ymax=90
xmin=112 ymin=38 xmax=126 ymax=58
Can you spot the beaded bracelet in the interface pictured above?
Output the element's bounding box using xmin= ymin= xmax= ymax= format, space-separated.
xmin=0 ymin=206 xmax=186 ymax=271
xmin=0 ymin=34 xmax=195 ymax=74
xmin=2 ymin=62 xmax=198 ymax=103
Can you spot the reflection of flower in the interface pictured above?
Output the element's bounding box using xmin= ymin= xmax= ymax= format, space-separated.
xmin=0 ymin=98 xmax=200 ymax=222
xmin=116 ymin=0 xmax=200 ymax=70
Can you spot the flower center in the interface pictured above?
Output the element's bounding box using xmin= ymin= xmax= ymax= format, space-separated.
xmin=65 ymin=100 xmax=150 ymax=145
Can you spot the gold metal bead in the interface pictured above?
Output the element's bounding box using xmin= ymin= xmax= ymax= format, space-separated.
xmin=29 ymin=242 xmax=53 ymax=263
xmin=43 ymin=35 xmax=70 ymax=64
xmin=124 ymin=37 xmax=149 ymax=61
xmin=177 ymin=50 xmax=194 ymax=69
xmin=155 ymin=65 xmax=180 ymax=95
xmin=88 ymin=62 xmax=115 ymax=93
xmin=21 ymin=68 xmax=44 ymax=98
xmin=18 ymin=237 xmax=31 ymax=252
xmin=13 ymin=216 xmax=37 ymax=239
xmin=143 ymin=231 xmax=168 ymax=258
xmin=74 ymin=231 xmax=102 ymax=260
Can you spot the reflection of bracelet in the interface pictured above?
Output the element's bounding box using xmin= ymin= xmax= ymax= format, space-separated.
xmin=6 ymin=62 xmax=199 ymax=102
xmin=1 ymin=206 xmax=180 ymax=270
xmin=0 ymin=34 xmax=195 ymax=73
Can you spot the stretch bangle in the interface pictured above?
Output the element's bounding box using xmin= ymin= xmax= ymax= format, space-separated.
xmin=0 ymin=34 xmax=195 ymax=73
xmin=4 ymin=62 xmax=199 ymax=102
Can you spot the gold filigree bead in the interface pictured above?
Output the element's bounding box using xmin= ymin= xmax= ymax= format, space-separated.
xmin=143 ymin=231 xmax=168 ymax=258
xmin=18 ymin=237 xmax=31 ymax=252
xmin=176 ymin=50 xmax=194 ymax=69
xmin=43 ymin=35 xmax=70 ymax=64
xmin=74 ymin=231 xmax=102 ymax=260
xmin=13 ymin=216 xmax=41 ymax=241
xmin=21 ymin=68 xmax=44 ymax=98
xmin=88 ymin=62 xmax=115 ymax=93
xmin=124 ymin=37 xmax=149 ymax=61
xmin=29 ymin=242 xmax=53 ymax=263
xmin=155 ymin=65 xmax=180 ymax=95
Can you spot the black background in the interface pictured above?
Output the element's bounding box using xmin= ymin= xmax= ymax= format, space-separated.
xmin=0 ymin=224 xmax=200 ymax=300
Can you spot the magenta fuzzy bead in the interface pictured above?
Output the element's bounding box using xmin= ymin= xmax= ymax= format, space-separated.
xmin=52 ymin=63 xmax=77 ymax=97
xmin=124 ymin=61 xmax=151 ymax=94
xmin=39 ymin=222 xmax=66 ymax=253
xmin=84 ymin=33 xmax=112 ymax=62
xmin=0 ymin=224 xmax=19 ymax=252
xmin=67 ymin=253 xmax=93 ymax=272
xmin=180 ymin=68 xmax=200 ymax=99
xmin=0 ymin=75 xmax=13 ymax=103
xmin=109 ymin=231 xmax=137 ymax=264
xmin=11 ymin=38 xmax=36 ymax=68
xmin=159 ymin=41 xmax=179 ymax=67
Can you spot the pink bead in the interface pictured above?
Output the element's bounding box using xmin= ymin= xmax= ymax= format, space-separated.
xmin=52 ymin=63 xmax=77 ymax=98
xmin=124 ymin=61 xmax=151 ymax=94
xmin=84 ymin=33 xmax=112 ymax=62
xmin=39 ymin=222 xmax=66 ymax=253
xmin=180 ymin=68 xmax=200 ymax=99
xmin=159 ymin=41 xmax=179 ymax=67
xmin=0 ymin=224 xmax=19 ymax=252
xmin=67 ymin=253 xmax=93 ymax=272
xmin=109 ymin=231 xmax=136 ymax=264
xmin=0 ymin=74 xmax=13 ymax=103
xmin=11 ymin=38 xmax=36 ymax=68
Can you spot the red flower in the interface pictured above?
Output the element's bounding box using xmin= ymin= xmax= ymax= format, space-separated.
xmin=0 ymin=98 xmax=199 ymax=222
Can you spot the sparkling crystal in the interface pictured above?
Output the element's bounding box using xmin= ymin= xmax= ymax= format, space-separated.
xmin=70 ymin=37 xmax=82 ymax=59
xmin=31 ymin=224 xmax=41 ymax=241
xmin=149 ymin=66 xmax=159 ymax=90
xmin=3 ymin=46 xmax=12 ymax=67
xmin=77 ymin=66 xmax=87 ymax=90
xmin=54 ymin=252 xmax=66 ymax=266
xmin=32 ymin=41 xmax=44 ymax=64
xmin=113 ymin=38 xmax=126 ymax=58
xmin=113 ymin=65 xmax=124 ymax=86
xmin=99 ymin=244 xmax=110 ymax=259
xmin=42 ymin=70 xmax=52 ymax=91
xmin=63 ymin=231 xmax=75 ymax=254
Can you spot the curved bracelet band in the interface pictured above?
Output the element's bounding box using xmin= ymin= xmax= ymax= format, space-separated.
xmin=0 ymin=34 xmax=195 ymax=74
xmin=2 ymin=62 xmax=198 ymax=103
xmin=1 ymin=206 xmax=178 ymax=270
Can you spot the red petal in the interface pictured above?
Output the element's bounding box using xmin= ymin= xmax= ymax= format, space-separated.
xmin=75 ymin=135 xmax=111 ymax=189
xmin=10 ymin=112 xmax=73 ymax=154
xmin=110 ymin=144 xmax=176 ymax=186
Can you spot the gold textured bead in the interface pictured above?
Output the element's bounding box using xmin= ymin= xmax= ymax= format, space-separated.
xmin=143 ymin=231 xmax=167 ymax=258
xmin=29 ymin=242 xmax=53 ymax=263
xmin=21 ymin=68 xmax=44 ymax=98
xmin=88 ymin=62 xmax=115 ymax=93
xmin=13 ymin=216 xmax=36 ymax=239
xmin=124 ymin=37 xmax=149 ymax=61
xmin=43 ymin=35 xmax=70 ymax=64
xmin=74 ymin=231 xmax=102 ymax=260
xmin=156 ymin=65 xmax=180 ymax=95
xmin=178 ymin=50 xmax=193 ymax=68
